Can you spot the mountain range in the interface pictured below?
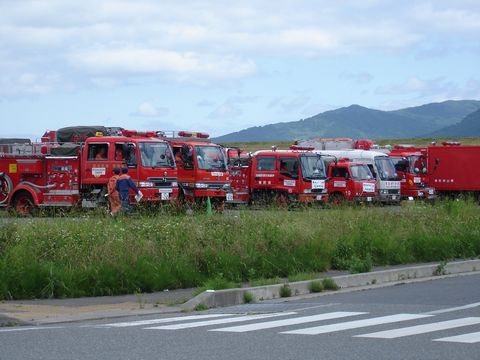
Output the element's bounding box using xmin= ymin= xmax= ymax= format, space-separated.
xmin=213 ymin=100 xmax=480 ymax=142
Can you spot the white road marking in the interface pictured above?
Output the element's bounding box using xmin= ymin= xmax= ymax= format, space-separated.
xmin=210 ymin=312 xmax=366 ymax=333
xmin=424 ymin=302 xmax=480 ymax=315
xmin=145 ymin=312 xmax=297 ymax=330
xmin=101 ymin=314 xmax=233 ymax=328
xmin=0 ymin=326 xmax=64 ymax=333
xmin=281 ymin=314 xmax=432 ymax=335
xmin=434 ymin=331 xmax=480 ymax=344
xmin=356 ymin=317 xmax=480 ymax=339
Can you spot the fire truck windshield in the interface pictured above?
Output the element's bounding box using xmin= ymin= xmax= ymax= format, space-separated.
xmin=300 ymin=155 xmax=326 ymax=179
xmin=139 ymin=142 xmax=174 ymax=168
xmin=350 ymin=164 xmax=373 ymax=180
xmin=374 ymin=156 xmax=398 ymax=180
xmin=194 ymin=145 xmax=227 ymax=171
xmin=408 ymin=155 xmax=427 ymax=174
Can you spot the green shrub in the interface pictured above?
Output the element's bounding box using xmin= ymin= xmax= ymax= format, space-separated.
xmin=279 ymin=284 xmax=292 ymax=298
xmin=309 ymin=281 xmax=323 ymax=293
xmin=243 ymin=291 xmax=254 ymax=303
xmin=322 ymin=278 xmax=339 ymax=291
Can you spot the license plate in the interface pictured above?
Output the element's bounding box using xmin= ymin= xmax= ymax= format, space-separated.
xmin=392 ymin=195 xmax=397 ymax=200
xmin=316 ymin=195 xmax=322 ymax=201
xmin=226 ymin=193 xmax=233 ymax=202
xmin=367 ymin=197 xmax=372 ymax=202
xmin=159 ymin=188 xmax=173 ymax=193
xmin=161 ymin=192 xmax=169 ymax=200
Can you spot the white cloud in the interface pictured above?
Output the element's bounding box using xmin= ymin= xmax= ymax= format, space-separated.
xmin=69 ymin=48 xmax=257 ymax=82
xmin=132 ymin=101 xmax=169 ymax=117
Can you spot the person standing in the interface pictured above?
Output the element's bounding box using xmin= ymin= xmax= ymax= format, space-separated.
xmin=116 ymin=167 xmax=141 ymax=213
xmin=107 ymin=168 xmax=121 ymax=216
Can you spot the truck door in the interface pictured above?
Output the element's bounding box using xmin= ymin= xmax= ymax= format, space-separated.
xmin=278 ymin=156 xmax=299 ymax=193
xmin=252 ymin=156 xmax=276 ymax=190
xmin=330 ymin=165 xmax=349 ymax=197
xmin=82 ymin=142 xmax=111 ymax=184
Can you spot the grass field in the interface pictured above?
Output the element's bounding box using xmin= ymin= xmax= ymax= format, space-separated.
xmin=1 ymin=200 xmax=479 ymax=300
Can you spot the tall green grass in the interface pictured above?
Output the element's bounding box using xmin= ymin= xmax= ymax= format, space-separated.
xmin=0 ymin=200 xmax=479 ymax=300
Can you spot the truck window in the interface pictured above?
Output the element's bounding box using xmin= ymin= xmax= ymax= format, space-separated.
xmin=331 ymin=166 xmax=348 ymax=179
xmin=256 ymin=156 xmax=275 ymax=171
xmin=88 ymin=144 xmax=109 ymax=161
xmin=180 ymin=145 xmax=194 ymax=170
xmin=115 ymin=143 xmax=124 ymax=161
xmin=124 ymin=143 xmax=137 ymax=167
xmin=279 ymin=157 xmax=299 ymax=179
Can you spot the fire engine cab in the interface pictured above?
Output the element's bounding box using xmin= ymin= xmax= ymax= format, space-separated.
xmin=0 ymin=126 xmax=178 ymax=215
xmin=165 ymin=131 xmax=233 ymax=207
xmin=324 ymin=157 xmax=377 ymax=203
xmin=388 ymin=145 xmax=435 ymax=200
xmin=228 ymin=147 xmax=328 ymax=205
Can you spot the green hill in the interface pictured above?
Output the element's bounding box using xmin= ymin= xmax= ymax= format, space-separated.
xmin=429 ymin=108 xmax=480 ymax=137
xmin=213 ymin=100 xmax=480 ymax=142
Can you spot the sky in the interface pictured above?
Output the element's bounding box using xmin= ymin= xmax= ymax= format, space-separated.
xmin=1 ymin=0 xmax=479 ymax=139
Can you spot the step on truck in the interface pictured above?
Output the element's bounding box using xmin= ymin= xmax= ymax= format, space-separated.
xmin=227 ymin=147 xmax=328 ymax=205
xmin=0 ymin=126 xmax=178 ymax=215
xmin=165 ymin=131 xmax=233 ymax=209
xmin=388 ymin=145 xmax=435 ymax=200
xmin=322 ymin=157 xmax=378 ymax=204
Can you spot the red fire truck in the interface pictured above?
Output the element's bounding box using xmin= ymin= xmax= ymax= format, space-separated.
xmin=388 ymin=145 xmax=435 ymax=200
xmin=0 ymin=126 xmax=178 ymax=215
xmin=228 ymin=147 xmax=328 ymax=205
xmin=165 ymin=131 xmax=233 ymax=208
xmin=323 ymin=157 xmax=377 ymax=203
xmin=424 ymin=142 xmax=480 ymax=199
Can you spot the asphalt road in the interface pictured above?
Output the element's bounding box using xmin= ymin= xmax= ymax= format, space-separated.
xmin=1 ymin=274 xmax=480 ymax=360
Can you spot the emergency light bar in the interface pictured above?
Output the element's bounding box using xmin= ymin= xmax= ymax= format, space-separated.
xmin=121 ymin=130 xmax=164 ymax=138
xmin=177 ymin=131 xmax=209 ymax=139
xmin=289 ymin=145 xmax=315 ymax=151
xmin=442 ymin=141 xmax=461 ymax=146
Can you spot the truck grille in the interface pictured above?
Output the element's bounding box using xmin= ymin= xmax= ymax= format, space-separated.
xmin=148 ymin=177 xmax=176 ymax=188
xmin=207 ymin=183 xmax=225 ymax=190
xmin=388 ymin=189 xmax=400 ymax=194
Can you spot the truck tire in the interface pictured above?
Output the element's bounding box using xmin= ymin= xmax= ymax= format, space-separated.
xmin=329 ymin=192 xmax=345 ymax=207
xmin=0 ymin=173 xmax=13 ymax=205
xmin=13 ymin=191 xmax=35 ymax=216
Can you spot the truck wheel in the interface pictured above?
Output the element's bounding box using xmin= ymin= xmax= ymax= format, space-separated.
xmin=0 ymin=173 xmax=13 ymax=205
xmin=275 ymin=192 xmax=289 ymax=207
xmin=329 ymin=193 xmax=345 ymax=207
xmin=13 ymin=192 xmax=35 ymax=216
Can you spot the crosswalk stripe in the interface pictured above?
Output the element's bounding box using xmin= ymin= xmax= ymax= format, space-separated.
xmin=101 ymin=314 xmax=234 ymax=328
xmin=210 ymin=312 xmax=366 ymax=333
xmin=145 ymin=312 xmax=297 ymax=330
xmin=0 ymin=326 xmax=64 ymax=333
xmin=281 ymin=314 xmax=432 ymax=335
xmin=356 ymin=317 xmax=480 ymax=339
xmin=434 ymin=331 xmax=480 ymax=344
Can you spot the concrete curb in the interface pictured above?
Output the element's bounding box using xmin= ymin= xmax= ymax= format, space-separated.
xmin=181 ymin=259 xmax=480 ymax=310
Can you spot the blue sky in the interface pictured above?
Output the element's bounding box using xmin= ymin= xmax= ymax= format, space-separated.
xmin=1 ymin=0 xmax=479 ymax=139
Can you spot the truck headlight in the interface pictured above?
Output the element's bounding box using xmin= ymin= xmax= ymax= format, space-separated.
xmin=195 ymin=183 xmax=209 ymax=189
xmin=304 ymin=189 xmax=312 ymax=194
xmin=223 ymin=183 xmax=231 ymax=190
xmin=138 ymin=181 xmax=155 ymax=187
xmin=380 ymin=189 xmax=388 ymax=195
xmin=171 ymin=181 xmax=178 ymax=187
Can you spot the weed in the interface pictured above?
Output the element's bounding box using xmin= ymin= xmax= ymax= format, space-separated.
xmin=434 ymin=261 xmax=448 ymax=276
xmin=322 ymin=278 xmax=339 ymax=291
xmin=309 ymin=281 xmax=323 ymax=293
xmin=243 ymin=291 xmax=254 ymax=303
xmin=279 ymin=284 xmax=292 ymax=298
xmin=194 ymin=303 xmax=209 ymax=311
